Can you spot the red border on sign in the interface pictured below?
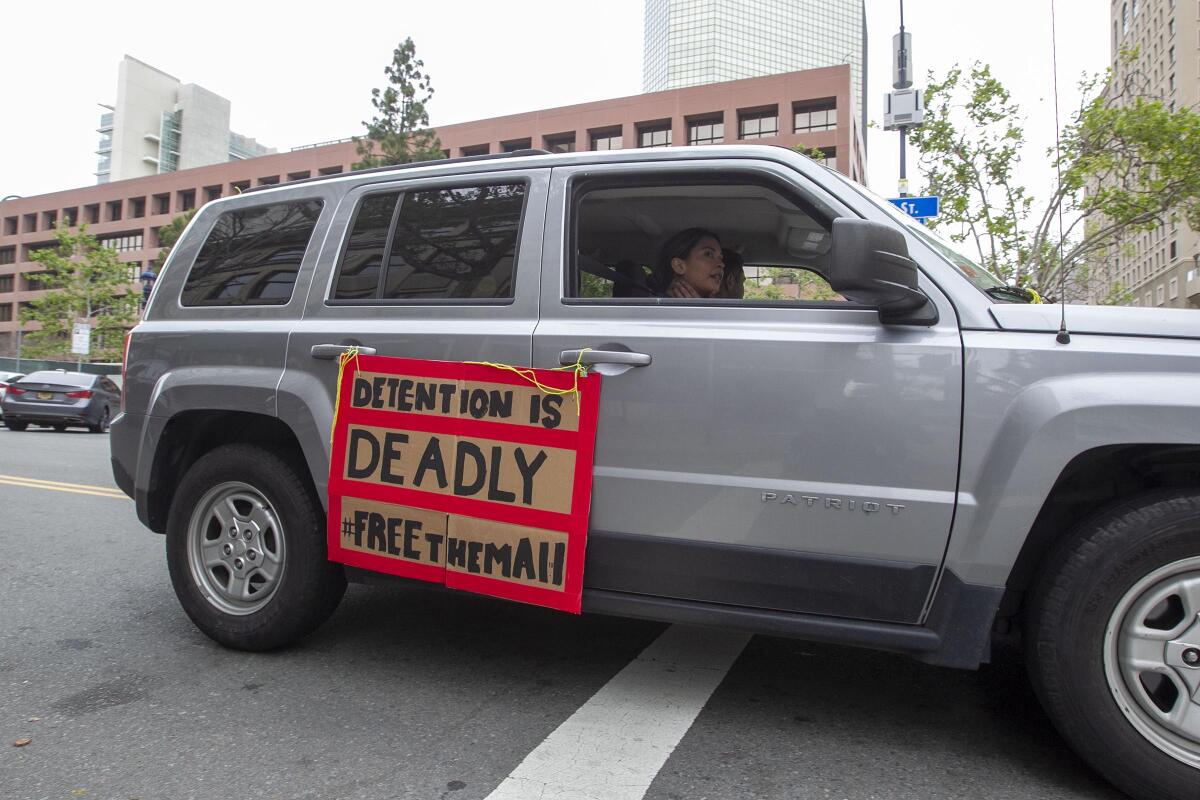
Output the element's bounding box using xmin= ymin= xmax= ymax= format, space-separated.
xmin=326 ymin=355 xmax=601 ymax=613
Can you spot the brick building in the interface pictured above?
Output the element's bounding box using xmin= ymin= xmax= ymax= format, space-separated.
xmin=0 ymin=66 xmax=864 ymax=356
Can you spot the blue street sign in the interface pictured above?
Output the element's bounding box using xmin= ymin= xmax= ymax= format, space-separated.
xmin=887 ymin=195 xmax=940 ymax=219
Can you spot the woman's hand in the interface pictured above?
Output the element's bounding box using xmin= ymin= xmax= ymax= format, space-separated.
xmin=666 ymin=277 xmax=703 ymax=299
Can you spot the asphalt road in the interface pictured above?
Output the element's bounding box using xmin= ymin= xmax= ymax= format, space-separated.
xmin=0 ymin=425 xmax=1124 ymax=800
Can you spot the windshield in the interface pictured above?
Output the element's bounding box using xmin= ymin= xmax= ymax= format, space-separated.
xmin=812 ymin=164 xmax=1018 ymax=299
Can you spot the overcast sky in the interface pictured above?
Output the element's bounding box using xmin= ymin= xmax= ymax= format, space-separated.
xmin=2 ymin=0 xmax=1107 ymax=206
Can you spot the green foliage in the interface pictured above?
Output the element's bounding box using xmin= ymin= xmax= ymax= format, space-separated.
xmin=910 ymin=55 xmax=1200 ymax=300
xmin=354 ymin=38 xmax=445 ymax=169
xmin=19 ymin=225 xmax=138 ymax=361
xmin=153 ymin=209 xmax=196 ymax=270
xmin=907 ymin=64 xmax=1033 ymax=287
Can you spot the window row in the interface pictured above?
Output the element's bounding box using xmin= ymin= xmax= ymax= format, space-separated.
xmin=451 ymin=98 xmax=840 ymax=157
xmin=0 ymin=166 xmax=349 ymax=236
xmin=178 ymin=172 xmax=850 ymax=310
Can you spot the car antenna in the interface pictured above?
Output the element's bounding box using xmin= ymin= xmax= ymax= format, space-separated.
xmin=1051 ymin=0 xmax=1071 ymax=344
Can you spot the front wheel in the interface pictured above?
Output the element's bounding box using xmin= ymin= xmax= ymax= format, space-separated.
xmin=165 ymin=444 xmax=346 ymax=651
xmin=4 ymin=419 xmax=27 ymax=431
xmin=1026 ymin=492 xmax=1200 ymax=800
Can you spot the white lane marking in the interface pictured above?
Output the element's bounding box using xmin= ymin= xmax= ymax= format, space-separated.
xmin=485 ymin=624 xmax=750 ymax=800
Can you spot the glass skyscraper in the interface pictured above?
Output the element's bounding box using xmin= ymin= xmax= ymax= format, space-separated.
xmin=644 ymin=0 xmax=867 ymax=140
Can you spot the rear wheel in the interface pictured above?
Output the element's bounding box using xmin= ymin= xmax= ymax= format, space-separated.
xmin=165 ymin=444 xmax=345 ymax=651
xmin=4 ymin=419 xmax=27 ymax=431
xmin=89 ymin=406 xmax=110 ymax=433
xmin=1026 ymin=492 xmax=1200 ymax=800
xmin=52 ymin=424 xmax=67 ymax=432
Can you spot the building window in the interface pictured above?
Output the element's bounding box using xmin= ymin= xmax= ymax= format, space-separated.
xmin=739 ymin=107 xmax=779 ymax=139
xmin=256 ymin=177 xmax=279 ymax=187
xmin=204 ymin=185 xmax=223 ymax=202
xmin=317 ymin=166 xmax=344 ymax=176
xmin=230 ymin=180 xmax=251 ymax=195
xmin=637 ymin=121 xmax=672 ymax=148
xmin=106 ymin=200 xmax=122 ymax=222
xmin=794 ymin=99 xmax=837 ymax=133
xmin=460 ymin=144 xmax=490 ymax=157
xmin=1169 ymin=45 xmax=1175 ymax=63
xmin=1170 ymin=241 xmax=1177 ymax=260
xmin=590 ymin=128 xmax=623 ymax=151
xmin=286 ymin=172 xmax=311 ymax=183
xmin=1170 ymin=73 xmax=1176 ymax=92
xmin=1169 ymin=277 xmax=1179 ymax=298
xmin=687 ymin=115 xmax=724 ymax=145
xmin=1145 ymin=291 xmax=1153 ymax=305
xmin=1122 ymin=3 xmax=1129 ymax=33
xmin=42 ymin=210 xmax=57 ymax=230
xmin=544 ymin=133 xmax=576 ymax=153
xmin=0 ymin=248 xmax=14 ymax=265
xmin=501 ymin=138 xmax=532 ymax=153
xmin=3 ymin=217 xmax=16 ymax=235
xmin=812 ymin=147 xmax=838 ymax=169
xmin=0 ymin=274 xmax=12 ymax=291
xmin=0 ymin=304 xmax=11 ymax=322
xmin=128 ymin=263 xmax=143 ymax=283
xmin=23 ymin=213 xmax=37 ymax=233
xmin=1156 ymin=285 xmax=1166 ymax=304
xmin=152 ymin=194 xmax=170 ymax=215
xmin=100 ymin=234 xmax=144 ymax=254
xmin=1169 ymin=17 xmax=1175 ymax=36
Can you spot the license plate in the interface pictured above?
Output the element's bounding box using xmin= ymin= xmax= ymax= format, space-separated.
xmin=37 ymin=392 xmax=52 ymax=400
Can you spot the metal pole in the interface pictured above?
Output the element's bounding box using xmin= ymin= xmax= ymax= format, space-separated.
xmin=898 ymin=0 xmax=909 ymax=197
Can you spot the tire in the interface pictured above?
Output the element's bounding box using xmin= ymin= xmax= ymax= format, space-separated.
xmin=1026 ymin=491 xmax=1200 ymax=800
xmin=89 ymin=406 xmax=110 ymax=433
xmin=4 ymin=419 xmax=27 ymax=431
xmin=165 ymin=443 xmax=346 ymax=651
xmin=52 ymin=424 xmax=67 ymax=432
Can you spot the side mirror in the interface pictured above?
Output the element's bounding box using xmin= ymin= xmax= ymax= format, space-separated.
xmin=827 ymin=218 xmax=937 ymax=326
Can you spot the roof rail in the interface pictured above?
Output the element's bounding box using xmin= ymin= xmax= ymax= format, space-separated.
xmin=243 ymin=148 xmax=554 ymax=193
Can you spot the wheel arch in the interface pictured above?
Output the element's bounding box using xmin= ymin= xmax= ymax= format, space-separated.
xmin=998 ymin=443 xmax=1200 ymax=617
xmin=145 ymin=410 xmax=315 ymax=533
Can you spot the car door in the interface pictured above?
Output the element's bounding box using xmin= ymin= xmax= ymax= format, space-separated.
xmin=278 ymin=167 xmax=550 ymax=506
xmin=532 ymin=158 xmax=963 ymax=624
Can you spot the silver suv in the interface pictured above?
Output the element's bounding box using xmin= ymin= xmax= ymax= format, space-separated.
xmin=111 ymin=146 xmax=1200 ymax=800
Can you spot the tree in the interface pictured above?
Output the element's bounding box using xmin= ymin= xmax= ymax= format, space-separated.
xmin=354 ymin=38 xmax=444 ymax=169
xmin=19 ymin=224 xmax=138 ymax=362
xmin=909 ymin=55 xmax=1200 ymax=301
xmin=153 ymin=209 xmax=196 ymax=270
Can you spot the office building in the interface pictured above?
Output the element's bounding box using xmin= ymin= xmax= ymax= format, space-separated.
xmin=643 ymin=0 xmax=866 ymax=145
xmin=1097 ymin=0 xmax=1199 ymax=308
xmin=96 ymin=56 xmax=274 ymax=184
xmin=2 ymin=66 xmax=863 ymax=356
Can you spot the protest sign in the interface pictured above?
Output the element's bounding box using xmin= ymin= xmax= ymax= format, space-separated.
xmin=326 ymin=355 xmax=601 ymax=613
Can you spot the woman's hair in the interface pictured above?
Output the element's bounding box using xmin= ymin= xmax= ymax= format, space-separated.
xmin=719 ymin=248 xmax=744 ymax=298
xmin=651 ymin=227 xmax=722 ymax=293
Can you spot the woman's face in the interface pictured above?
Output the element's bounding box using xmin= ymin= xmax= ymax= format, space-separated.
xmin=671 ymin=236 xmax=724 ymax=297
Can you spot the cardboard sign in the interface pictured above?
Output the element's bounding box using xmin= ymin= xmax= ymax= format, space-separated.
xmin=327 ymin=355 xmax=601 ymax=613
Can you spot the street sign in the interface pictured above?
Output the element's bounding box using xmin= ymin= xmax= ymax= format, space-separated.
xmin=888 ymin=195 xmax=939 ymax=219
xmin=71 ymin=321 xmax=91 ymax=356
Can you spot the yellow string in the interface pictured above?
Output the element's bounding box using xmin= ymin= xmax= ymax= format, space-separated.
xmin=466 ymin=348 xmax=591 ymax=412
xmin=330 ymin=346 xmax=361 ymax=448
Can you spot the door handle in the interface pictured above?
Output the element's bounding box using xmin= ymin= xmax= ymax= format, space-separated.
xmin=310 ymin=344 xmax=377 ymax=360
xmin=560 ymin=349 xmax=651 ymax=367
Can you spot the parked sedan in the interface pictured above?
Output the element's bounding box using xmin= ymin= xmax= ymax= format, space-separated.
xmin=0 ymin=371 xmax=25 ymax=417
xmin=2 ymin=371 xmax=120 ymax=432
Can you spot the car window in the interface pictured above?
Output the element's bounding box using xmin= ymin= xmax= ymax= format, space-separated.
xmin=181 ymin=199 xmax=323 ymax=307
xmin=568 ymin=175 xmax=845 ymax=304
xmin=20 ymin=371 xmax=93 ymax=386
xmin=331 ymin=182 xmax=526 ymax=302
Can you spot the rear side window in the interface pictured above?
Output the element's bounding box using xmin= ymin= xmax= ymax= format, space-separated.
xmin=181 ymin=199 xmax=323 ymax=306
xmin=332 ymin=182 xmax=525 ymax=302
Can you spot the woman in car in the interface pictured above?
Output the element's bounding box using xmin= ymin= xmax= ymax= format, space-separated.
xmin=653 ymin=228 xmax=725 ymax=299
